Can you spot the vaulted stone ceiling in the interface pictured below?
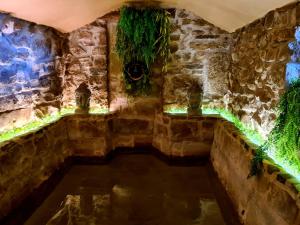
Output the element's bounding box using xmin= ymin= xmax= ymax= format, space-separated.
xmin=0 ymin=0 xmax=294 ymax=33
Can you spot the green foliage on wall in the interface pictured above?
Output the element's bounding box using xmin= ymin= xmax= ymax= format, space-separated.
xmin=250 ymin=78 xmax=300 ymax=179
xmin=116 ymin=6 xmax=170 ymax=95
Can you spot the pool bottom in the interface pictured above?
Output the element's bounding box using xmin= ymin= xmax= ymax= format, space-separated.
xmin=24 ymin=154 xmax=240 ymax=225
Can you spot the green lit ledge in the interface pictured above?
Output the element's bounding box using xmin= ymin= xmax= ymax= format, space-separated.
xmin=0 ymin=107 xmax=109 ymax=143
xmin=164 ymin=106 xmax=300 ymax=187
xmin=1 ymin=106 xmax=299 ymax=190
xmin=164 ymin=106 xmax=265 ymax=146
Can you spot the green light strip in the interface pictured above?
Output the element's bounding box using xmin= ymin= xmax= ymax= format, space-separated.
xmin=1 ymin=106 xmax=299 ymax=190
xmin=164 ymin=106 xmax=300 ymax=187
xmin=0 ymin=107 xmax=108 ymax=143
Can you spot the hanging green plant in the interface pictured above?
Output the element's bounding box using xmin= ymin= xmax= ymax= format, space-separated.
xmin=116 ymin=6 xmax=170 ymax=95
xmin=249 ymin=78 xmax=300 ymax=177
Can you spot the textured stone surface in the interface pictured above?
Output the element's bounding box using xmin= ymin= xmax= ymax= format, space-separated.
xmin=211 ymin=120 xmax=300 ymax=225
xmin=105 ymin=13 xmax=163 ymax=117
xmin=110 ymin=117 xmax=154 ymax=149
xmin=1 ymin=4 xmax=298 ymax=138
xmin=163 ymin=9 xmax=232 ymax=110
xmin=66 ymin=115 xmax=111 ymax=156
xmin=153 ymin=114 xmax=216 ymax=157
xmin=228 ymin=3 xmax=298 ymax=136
xmin=0 ymin=5 xmax=300 ymax=224
xmin=62 ymin=19 xmax=108 ymax=109
xmin=0 ymin=118 xmax=71 ymax=219
xmin=0 ymin=13 xmax=65 ymax=132
xmin=0 ymin=113 xmax=217 ymax=220
xmin=0 ymin=113 xmax=299 ymax=224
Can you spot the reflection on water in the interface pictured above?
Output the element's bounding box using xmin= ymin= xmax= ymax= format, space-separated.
xmin=26 ymin=155 xmax=226 ymax=225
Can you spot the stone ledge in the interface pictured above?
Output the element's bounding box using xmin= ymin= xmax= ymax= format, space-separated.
xmin=211 ymin=121 xmax=300 ymax=225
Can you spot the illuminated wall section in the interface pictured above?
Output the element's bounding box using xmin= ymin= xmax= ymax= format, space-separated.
xmin=0 ymin=13 xmax=64 ymax=132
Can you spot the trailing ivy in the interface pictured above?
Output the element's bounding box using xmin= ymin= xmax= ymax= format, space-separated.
xmin=250 ymin=78 xmax=300 ymax=178
xmin=116 ymin=6 xmax=170 ymax=94
xmin=249 ymin=146 xmax=266 ymax=177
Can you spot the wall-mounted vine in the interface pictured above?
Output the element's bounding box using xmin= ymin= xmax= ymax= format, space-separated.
xmin=116 ymin=6 xmax=170 ymax=95
xmin=250 ymin=78 xmax=300 ymax=178
xmin=250 ymin=27 xmax=300 ymax=179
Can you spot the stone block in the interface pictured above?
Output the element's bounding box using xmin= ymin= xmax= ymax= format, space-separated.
xmin=181 ymin=141 xmax=211 ymax=156
xmin=133 ymin=98 xmax=161 ymax=116
xmin=71 ymin=137 xmax=107 ymax=156
xmin=112 ymin=119 xmax=152 ymax=135
xmin=245 ymin=197 xmax=289 ymax=225
xmin=0 ymin=107 xmax=33 ymax=132
xmin=211 ymin=121 xmax=300 ymax=225
xmin=154 ymin=123 xmax=168 ymax=137
xmin=112 ymin=135 xmax=134 ymax=148
xmin=170 ymin=142 xmax=183 ymax=156
xmin=200 ymin=125 xmax=215 ymax=142
xmin=266 ymin=183 xmax=299 ymax=224
xmin=170 ymin=120 xmax=198 ymax=141
xmin=67 ymin=120 xmax=106 ymax=139
xmin=134 ymin=135 xmax=153 ymax=146
xmin=152 ymin=136 xmax=162 ymax=151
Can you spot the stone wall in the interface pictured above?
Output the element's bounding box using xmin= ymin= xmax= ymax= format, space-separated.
xmin=153 ymin=113 xmax=216 ymax=157
xmin=1 ymin=4 xmax=298 ymax=138
xmin=2 ymin=113 xmax=300 ymax=223
xmin=0 ymin=118 xmax=71 ymax=219
xmin=105 ymin=12 xmax=163 ymax=118
xmin=0 ymin=8 xmax=234 ymax=134
xmin=62 ymin=19 xmax=108 ymax=109
xmin=211 ymin=120 xmax=300 ymax=225
xmin=164 ymin=9 xmax=232 ymax=111
xmin=0 ymin=13 xmax=65 ymax=132
xmin=65 ymin=9 xmax=232 ymax=116
xmin=228 ymin=2 xmax=299 ymax=136
xmin=65 ymin=114 xmax=112 ymax=156
xmin=0 ymin=113 xmax=217 ymax=221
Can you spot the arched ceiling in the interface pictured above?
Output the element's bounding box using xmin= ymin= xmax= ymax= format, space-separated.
xmin=0 ymin=0 xmax=294 ymax=33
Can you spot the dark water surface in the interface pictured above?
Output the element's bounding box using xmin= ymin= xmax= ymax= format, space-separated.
xmin=25 ymin=154 xmax=233 ymax=225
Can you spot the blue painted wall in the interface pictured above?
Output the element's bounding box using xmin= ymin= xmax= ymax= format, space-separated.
xmin=0 ymin=13 xmax=64 ymax=112
xmin=286 ymin=27 xmax=300 ymax=86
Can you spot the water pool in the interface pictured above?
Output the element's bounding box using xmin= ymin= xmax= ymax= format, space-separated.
xmin=25 ymin=154 xmax=239 ymax=225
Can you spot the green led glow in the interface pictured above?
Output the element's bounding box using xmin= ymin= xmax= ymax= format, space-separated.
xmin=0 ymin=107 xmax=108 ymax=143
xmin=164 ymin=106 xmax=187 ymax=114
xmin=0 ymin=112 xmax=62 ymax=143
xmin=60 ymin=107 xmax=76 ymax=115
xmin=1 ymin=104 xmax=299 ymax=189
xmin=89 ymin=107 xmax=109 ymax=114
xmin=202 ymin=107 xmax=265 ymax=146
xmin=166 ymin=106 xmax=300 ymax=187
xmin=259 ymin=78 xmax=300 ymax=184
xmin=165 ymin=106 xmax=264 ymax=146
